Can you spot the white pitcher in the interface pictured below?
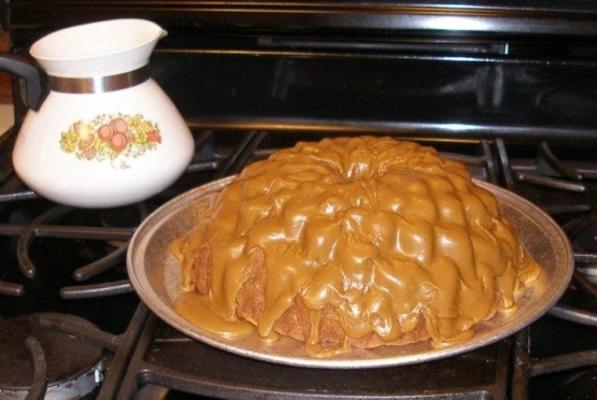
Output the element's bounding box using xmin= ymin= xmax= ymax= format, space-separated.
xmin=0 ymin=19 xmax=194 ymax=207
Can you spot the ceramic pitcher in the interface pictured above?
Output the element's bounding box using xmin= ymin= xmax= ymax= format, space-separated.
xmin=0 ymin=19 xmax=194 ymax=207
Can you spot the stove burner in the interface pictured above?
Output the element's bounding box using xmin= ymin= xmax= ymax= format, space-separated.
xmin=0 ymin=314 xmax=104 ymax=400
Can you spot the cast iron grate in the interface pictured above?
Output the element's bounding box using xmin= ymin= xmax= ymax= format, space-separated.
xmin=0 ymin=131 xmax=496 ymax=303
xmin=495 ymin=138 xmax=597 ymax=328
xmin=1 ymin=128 xmax=595 ymax=399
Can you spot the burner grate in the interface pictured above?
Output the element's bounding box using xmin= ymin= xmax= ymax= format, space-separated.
xmin=0 ymin=314 xmax=106 ymax=400
xmin=494 ymin=139 xmax=597 ymax=330
xmin=0 ymin=128 xmax=595 ymax=399
xmin=24 ymin=336 xmax=47 ymax=400
xmin=110 ymin=313 xmax=510 ymax=400
xmin=511 ymin=329 xmax=597 ymax=400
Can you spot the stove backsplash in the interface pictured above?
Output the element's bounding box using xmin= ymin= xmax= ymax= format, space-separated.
xmin=3 ymin=1 xmax=597 ymax=145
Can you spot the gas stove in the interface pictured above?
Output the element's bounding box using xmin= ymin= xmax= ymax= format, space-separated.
xmin=1 ymin=1 xmax=596 ymax=399
xmin=0 ymin=132 xmax=594 ymax=400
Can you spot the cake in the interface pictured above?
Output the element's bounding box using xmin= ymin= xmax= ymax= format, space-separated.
xmin=171 ymin=136 xmax=541 ymax=356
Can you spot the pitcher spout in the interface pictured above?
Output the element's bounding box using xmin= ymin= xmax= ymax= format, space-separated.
xmin=29 ymin=19 xmax=167 ymax=79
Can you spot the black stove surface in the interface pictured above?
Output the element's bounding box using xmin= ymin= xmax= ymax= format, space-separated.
xmin=1 ymin=6 xmax=597 ymax=397
xmin=0 ymin=129 xmax=595 ymax=400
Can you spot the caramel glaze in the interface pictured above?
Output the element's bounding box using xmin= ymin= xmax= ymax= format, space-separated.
xmin=173 ymin=137 xmax=541 ymax=354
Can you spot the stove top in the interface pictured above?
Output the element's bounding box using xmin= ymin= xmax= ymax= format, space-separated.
xmin=0 ymin=314 xmax=104 ymax=400
xmin=0 ymin=130 xmax=595 ymax=399
xmin=1 ymin=4 xmax=596 ymax=396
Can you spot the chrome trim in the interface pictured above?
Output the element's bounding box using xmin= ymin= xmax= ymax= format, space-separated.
xmin=49 ymin=67 xmax=149 ymax=93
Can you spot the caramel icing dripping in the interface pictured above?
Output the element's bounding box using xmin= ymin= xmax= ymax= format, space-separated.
xmin=173 ymin=137 xmax=541 ymax=354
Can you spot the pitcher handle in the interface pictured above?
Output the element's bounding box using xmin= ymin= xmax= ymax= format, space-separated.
xmin=0 ymin=54 xmax=45 ymax=111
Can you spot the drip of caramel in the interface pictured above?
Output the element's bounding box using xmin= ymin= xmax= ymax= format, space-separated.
xmin=173 ymin=137 xmax=540 ymax=353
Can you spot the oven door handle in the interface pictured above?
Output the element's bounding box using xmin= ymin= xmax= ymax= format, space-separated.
xmin=0 ymin=53 xmax=46 ymax=111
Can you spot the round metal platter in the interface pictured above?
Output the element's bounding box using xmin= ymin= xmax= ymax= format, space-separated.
xmin=127 ymin=176 xmax=573 ymax=369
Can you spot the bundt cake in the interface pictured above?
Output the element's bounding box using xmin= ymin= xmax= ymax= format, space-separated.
xmin=171 ymin=137 xmax=540 ymax=356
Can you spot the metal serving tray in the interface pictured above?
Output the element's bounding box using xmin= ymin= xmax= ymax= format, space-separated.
xmin=127 ymin=176 xmax=573 ymax=369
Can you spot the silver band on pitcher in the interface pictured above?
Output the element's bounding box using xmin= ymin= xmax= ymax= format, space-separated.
xmin=48 ymin=66 xmax=149 ymax=93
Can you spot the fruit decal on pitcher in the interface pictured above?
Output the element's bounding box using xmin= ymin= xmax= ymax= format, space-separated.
xmin=59 ymin=114 xmax=162 ymax=165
